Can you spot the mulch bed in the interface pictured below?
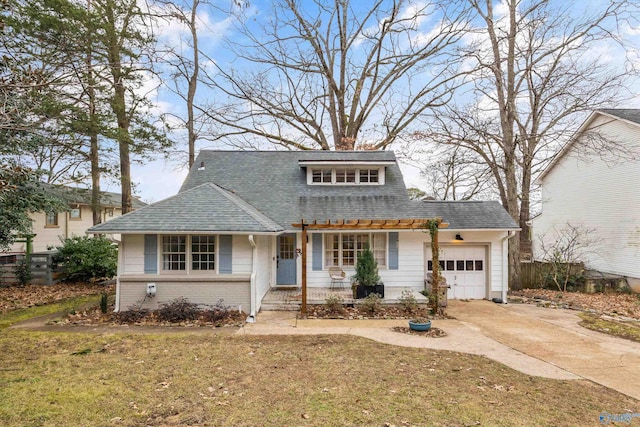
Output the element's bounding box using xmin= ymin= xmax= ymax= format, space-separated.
xmin=0 ymin=283 xmax=114 ymax=312
xmin=56 ymin=303 xmax=246 ymax=328
xmin=391 ymin=326 xmax=447 ymax=337
xmin=307 ymin=304 xmax=432 ymax=320
xmin=509 ymin=289 xmax=640 ymax=320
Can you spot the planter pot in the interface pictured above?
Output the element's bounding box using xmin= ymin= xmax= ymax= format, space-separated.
xmin=408 ymin=319 xmax=432 ymax=331
xmin=354 ymin=284 xmax=385 ymax=299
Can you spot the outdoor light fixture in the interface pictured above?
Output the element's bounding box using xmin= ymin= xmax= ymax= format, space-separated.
xmin=455 ymin=234 xmax=464 ymax=241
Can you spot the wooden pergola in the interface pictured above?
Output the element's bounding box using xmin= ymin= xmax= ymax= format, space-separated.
xmin=292 ymin=218 xmax=448 ymax=315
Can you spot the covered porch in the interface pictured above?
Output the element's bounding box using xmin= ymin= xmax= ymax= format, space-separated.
xmin=260 ymin=286 xmax=429 ymax=311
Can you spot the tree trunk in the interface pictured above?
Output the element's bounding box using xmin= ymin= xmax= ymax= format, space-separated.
xmin=186 ymin=0 xmax=199 ymax=168
xmin=87 ymin=0 xmax=101 ymax=225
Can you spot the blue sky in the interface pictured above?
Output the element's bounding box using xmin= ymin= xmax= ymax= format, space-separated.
xmin=118 ymin=0 xmax=640 ymax=203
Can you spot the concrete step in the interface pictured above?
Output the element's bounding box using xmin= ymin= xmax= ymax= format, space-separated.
xmin=260 ymin=303 xmax=301 ymax=311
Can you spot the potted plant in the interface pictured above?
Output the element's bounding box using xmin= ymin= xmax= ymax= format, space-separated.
xmin=352 ymin=244 xmax=384 ymax=298
xmin=408 ymin=317 xmax=432 ymax=331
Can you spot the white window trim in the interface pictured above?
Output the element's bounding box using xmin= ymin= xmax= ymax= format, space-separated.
xmin=323 ymin=232 xmax=388 ymax=269
xmin=160 ymin=235 xmax=218 ymax=275
xmin=307 ymin=167 xmax=385 ymax=185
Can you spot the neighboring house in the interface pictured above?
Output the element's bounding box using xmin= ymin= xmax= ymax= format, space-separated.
xmin=7 ymin=183 xmax=146 ymax=253
xmin=532 ymin=109 xmax=640 ymax=290
xmin=88 ymin=151 xmax=518 ymax=319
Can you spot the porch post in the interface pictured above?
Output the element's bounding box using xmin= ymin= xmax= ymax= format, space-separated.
xmin=301 ymin=222 xmax=308 ymax=316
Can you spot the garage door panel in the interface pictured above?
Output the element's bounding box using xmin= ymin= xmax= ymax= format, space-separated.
xmin=425 ymin=245 xmax=487 ymax=300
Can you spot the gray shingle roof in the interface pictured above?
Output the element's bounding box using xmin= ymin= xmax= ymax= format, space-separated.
xmin=88 ymin=182 xmax=283 ymax=233
xmin=39 ymin=182 xmax=147 ymax=209
xmin=412 ymin=200 xmax=518 ymax=229
xmin=89 ymin=150 xmax=518 ymax=233
xmin=599 ymin=109 xmax=640 ymax=125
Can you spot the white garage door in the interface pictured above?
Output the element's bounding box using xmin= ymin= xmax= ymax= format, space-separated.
xmin=425 ymin=245 xmax=487 ymax=300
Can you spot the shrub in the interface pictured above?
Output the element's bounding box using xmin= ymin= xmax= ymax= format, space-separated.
xmin=52 ymin=236 xmax=117 ymax=282
xmin=324 ymin=294 xmax=345 ymax=315
xmin=200 ymin=300 xmax=235 ymax=324
xmin=15 ymin=259 xmax=32 ymax=286
xmin=156 ymin=297 xmax=200 ymax=322
xmin=398 ymin=289 xmax=418 ymax=314
xmin=100 ymin=292 xmax=109 ymax=314
xmin=359 ymin=293 xmax=382 ymax=315
xmin=115 ymin=304 xmax=150 ymax=323
xmin=353 ymin=244 xmax=380 ymax=286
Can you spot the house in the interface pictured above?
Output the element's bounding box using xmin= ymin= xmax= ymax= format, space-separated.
xmin=87 ymin=151 xmax=518 ymax=319
xmin=532 ymin=109 xmax=640 ymax=291
xmin=7 ymin=183 xmax=146 ymax=254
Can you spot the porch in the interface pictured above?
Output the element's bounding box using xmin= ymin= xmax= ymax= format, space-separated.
xmin=260 ymin=286 xmax=429 ymax=311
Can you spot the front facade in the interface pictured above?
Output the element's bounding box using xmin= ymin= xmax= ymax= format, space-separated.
xmin=88 ymin=151 xmax=517 ymax=319
xmin=7 ymin=184 xmax=145 ymax=253
xmin=532 ymin=109 xmax=640 ymax=288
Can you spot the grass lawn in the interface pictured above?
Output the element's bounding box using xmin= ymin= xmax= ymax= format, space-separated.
xmin=0 ymin=330 xmax=636 ymax=426
xmin=0 ymin=294 xmax=101 ymax=330
xmin=579 ymin=312 xmax=640 ymax=343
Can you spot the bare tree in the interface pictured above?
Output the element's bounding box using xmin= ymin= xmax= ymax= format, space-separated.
xmin=417 ymin=0 xmax=637 ymax=287
xmin=157 ymin=0 xmax=205 ymax=168
xmin=202 ymin=0 xmax=473 ymax=150
xmin=537 ymin=222 xmax=597 ymax=292
xmin=419 ymin=145 xmax=495 ymax=201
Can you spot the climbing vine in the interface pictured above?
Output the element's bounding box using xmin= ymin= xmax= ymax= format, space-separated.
xmin=424 ymin=218 xmax=443 ymax=316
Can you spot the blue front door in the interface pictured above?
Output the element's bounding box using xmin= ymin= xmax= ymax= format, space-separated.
xmin=276 ymin=234 xmax=297 ymax=285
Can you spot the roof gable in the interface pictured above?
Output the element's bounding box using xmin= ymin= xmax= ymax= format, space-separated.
xmin=538 ymin=109 xmax=640 ymax=182
xmin=180 ymin=151 xmax=410 ymax=229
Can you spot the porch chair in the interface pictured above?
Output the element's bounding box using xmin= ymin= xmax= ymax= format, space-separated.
xmin=328 ymin=266 xmax=346 ymax=289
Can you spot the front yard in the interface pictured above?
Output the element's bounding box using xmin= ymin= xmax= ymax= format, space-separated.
xmin=0 ymin=330 xmax=637 ymax=426
xmin=0 ymin=284 xmax=639 ymax=425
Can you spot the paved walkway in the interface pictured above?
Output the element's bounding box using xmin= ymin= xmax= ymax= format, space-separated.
xmin=240 ymin=308 xmax=580 ymax=381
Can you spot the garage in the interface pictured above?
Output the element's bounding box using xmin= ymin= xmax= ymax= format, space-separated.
xmin=425 ymin=245 xmax=487 ymax=300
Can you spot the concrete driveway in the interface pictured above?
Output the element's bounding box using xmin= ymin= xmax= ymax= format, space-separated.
xmin=447 ymin=300 xmax=640 ymax=401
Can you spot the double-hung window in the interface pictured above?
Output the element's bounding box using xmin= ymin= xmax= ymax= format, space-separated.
xmin=324 ymin=232 xmax=387 ymax=268
xmin=191 ymin=235 xmax=216 ymax=271
xmin=162 ymin=235 xmax=216 ymax=272
xmin=162 ymin=236 xmax=186 ymax=271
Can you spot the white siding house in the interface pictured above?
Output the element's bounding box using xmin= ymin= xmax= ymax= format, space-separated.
xmin=89 ymin=151 xmax=518 ymax=319
xmin=6 ymin=184 xmax=145 ymax=254
xmin=532 ymin=109 xmax=640 ymax=290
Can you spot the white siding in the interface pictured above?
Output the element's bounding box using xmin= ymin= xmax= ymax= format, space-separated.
xmin=116 ymin=233 xmax=256 ymax=312
xmin=305 ymin=230 xmax=508 ymax=298
xmin=232 ymin=235 xmax=253 ymax=273
xmin=532 ymin=114 xmax=640 ymax=279
xmin=254 ymin=235 xmax=273 ymax=312
xmin=119 ymin=276 xmax=251 ymax=312
xmin=122 ymin=234 xmax=145 ymax=274
xmin=7 ymin=205 xmax=124 ymax=253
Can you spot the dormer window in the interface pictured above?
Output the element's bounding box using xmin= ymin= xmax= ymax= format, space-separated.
xmin=300 ymin=158 xmax=392 ymax=185
xmin=308 ymin=167 xmax=384 ymax=185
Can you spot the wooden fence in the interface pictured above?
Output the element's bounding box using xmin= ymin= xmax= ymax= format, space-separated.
xmin=0 ymin=251 xmax=61 ymax=286
xmin=520 ymin=261 xmax=584 ymax=289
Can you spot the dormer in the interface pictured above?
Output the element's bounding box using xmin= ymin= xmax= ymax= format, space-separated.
xmin=298 ymin=158 xmax=395 ymax=186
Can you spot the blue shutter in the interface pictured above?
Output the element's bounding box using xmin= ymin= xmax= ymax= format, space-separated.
xmin=388 ymin=232 xmax=399 ymax=270
xmin=312 ymin=233 xmax=323 ymax=271
xmin=144 ymin=235 xmax=158 ymax=274
xmin=219 ymin=235 xmax=233 ymax=273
